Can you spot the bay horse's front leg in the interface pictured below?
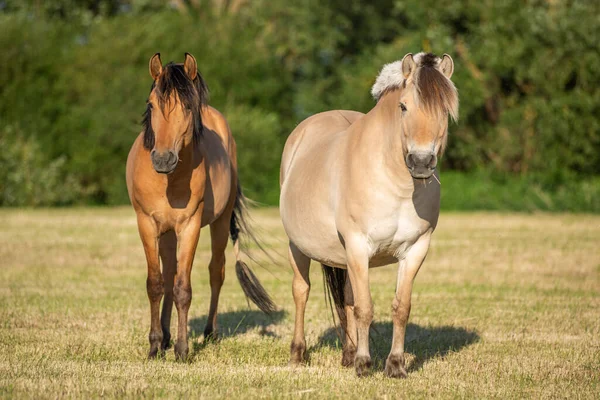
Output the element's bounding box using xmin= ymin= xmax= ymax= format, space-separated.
xmin=385 ymin=232 xmax=432 ymax=378
xmin=159 ymin=230 xmax=177 ymax=352
xmin=344 ymin=237 xmax=373 ymax=377
xmin=136 ymin=213 xmax=163 ymax=359
xmin=173 ymin=213 xmax=202 ymax=361
xmin=288 ymin=242 xmax=311 ymax=365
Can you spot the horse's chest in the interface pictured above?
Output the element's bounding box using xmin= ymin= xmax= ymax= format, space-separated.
xmin=367 ymin=205 xmax=431 ymax=262
xmin=134 ymin=174 xmax=205 ymax=233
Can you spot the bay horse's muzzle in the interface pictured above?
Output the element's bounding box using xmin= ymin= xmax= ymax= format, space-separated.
xmin=406 ymin=151 xmax=437 ymax=179
xmin=151 ymin=149 xmax=178 ymax=174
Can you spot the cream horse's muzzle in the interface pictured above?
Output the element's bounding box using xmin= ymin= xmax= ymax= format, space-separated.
xmin=406 ymin=151 xmax=437 ymax=178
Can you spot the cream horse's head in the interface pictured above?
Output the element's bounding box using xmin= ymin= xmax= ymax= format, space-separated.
xmin=372 ymin=53 xmax=458 ymax=179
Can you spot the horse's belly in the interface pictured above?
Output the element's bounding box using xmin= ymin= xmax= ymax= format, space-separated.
xmin=288 ymin=222 xmax=348 ymax=268
xmin=280 ymin=180 xmax=347 ymax=267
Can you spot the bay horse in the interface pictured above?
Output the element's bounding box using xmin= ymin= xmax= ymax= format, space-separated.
xmin=280 ymin=53 xmax=458 ymax=377
xmin=126 ymin=53 xmax=275 ymax=361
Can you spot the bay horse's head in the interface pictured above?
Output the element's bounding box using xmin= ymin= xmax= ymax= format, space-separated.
xmin=142 ymin=53 xmax=208 ymax=174
xmin=371 ymin=53 xmax=458 ymax=179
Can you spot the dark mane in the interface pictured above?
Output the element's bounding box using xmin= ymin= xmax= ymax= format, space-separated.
xmin=142 ymin=63 xmax=209 ymax=150
xmin=414 ymin=54 xmax=458 ymax=121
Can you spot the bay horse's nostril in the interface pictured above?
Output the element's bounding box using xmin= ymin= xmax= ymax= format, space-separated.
xmin=168 ymin=151 xmax=177 ymax=165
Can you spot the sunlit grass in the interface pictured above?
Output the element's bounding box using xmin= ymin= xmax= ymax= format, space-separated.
xmin=0 ymin=207 xmax=598 ymax=398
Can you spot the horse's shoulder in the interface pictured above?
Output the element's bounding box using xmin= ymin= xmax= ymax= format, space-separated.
xmin=201 ymin=106 xmax=230 ymax=134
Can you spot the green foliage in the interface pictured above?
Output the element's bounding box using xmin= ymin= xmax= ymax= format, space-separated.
xmin=223 ymin=104 xmax=283 ymax=205
xmin=0 ymin=126 xmax=83 ymax=206
xmin=0 ymin=0 xmax=598 ymax=209
xmin=440 ymin=171 xmax=600 ymax=213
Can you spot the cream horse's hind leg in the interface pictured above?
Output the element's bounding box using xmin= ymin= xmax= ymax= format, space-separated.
xmin=341 ymin=277 xmax=357 ymax=367
xmin=288 ymin=242 xmax=311 ymax=365
xmin=385 ymin=232 xmax=432 ymax=378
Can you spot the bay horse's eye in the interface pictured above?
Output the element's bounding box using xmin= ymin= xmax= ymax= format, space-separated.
xmin=147 ymin=102 xmax=153 ymax=109
xmin=400 ymin=102 xmax=407 ymax=112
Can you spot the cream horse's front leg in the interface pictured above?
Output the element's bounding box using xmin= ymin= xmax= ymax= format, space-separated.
xmin=385 ymin=231 xmax=432 ymax=378
xmin=344 ymin=236 xmax=373 ymax=377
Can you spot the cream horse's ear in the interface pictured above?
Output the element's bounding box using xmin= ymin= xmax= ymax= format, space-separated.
xmin=401 ymin=53 xmax=416 ymax=79
xmin=439 ymin=54 xmax=454 ymax=79
xmin=149 ymin=53 xmax=162 ymax=80
xmin=183 ymin=53 xmax=198 ymax=81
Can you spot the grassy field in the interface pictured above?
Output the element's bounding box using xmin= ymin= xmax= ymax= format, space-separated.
xmin=0 ymin=207 xmax=599 ymax=398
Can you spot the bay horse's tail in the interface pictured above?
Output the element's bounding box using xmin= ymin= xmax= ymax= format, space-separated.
xmin=230 ymin=182 xmax=277 ymax=314
xmin=322 ymin=264 xmax=347 ymax=330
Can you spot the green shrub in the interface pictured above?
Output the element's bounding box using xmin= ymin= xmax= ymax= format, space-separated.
xmin=0 ymin=1 xmax=598 ymax=210
xmin=0 ymin=126 xmax=83 ymax=206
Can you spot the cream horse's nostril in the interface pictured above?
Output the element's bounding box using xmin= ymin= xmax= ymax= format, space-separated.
xmin=406 ymin=152 xmax=435 ymax=169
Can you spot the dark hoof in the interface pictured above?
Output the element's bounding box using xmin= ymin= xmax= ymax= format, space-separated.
xmin=161 ymin=333 xmax=172 ymax=351
xmin=147 ymin=347 xmax=160 ymax=360
xmin=203 ymin=329 xmax=219 ymax=342
xmin=341 ymin=348 xmax=356 ymax=367
xmin=289 ymin=341 xmax=306 ymax=365
xmin=354 ymin=355 xmax=372 ymax=377
xmin=174 ymin=341 xmax=189 ymax=361
xmin=385 ymin=354 xmax=408 ymax=378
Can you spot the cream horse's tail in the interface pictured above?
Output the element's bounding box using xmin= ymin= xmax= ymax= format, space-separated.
xmin=322 ymin=264 xmax=348 ymax=330
xmin=229 ymin=182 xmax=277 ymax=314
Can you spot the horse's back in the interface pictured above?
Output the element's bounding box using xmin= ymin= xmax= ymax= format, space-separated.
xmin=200 ymin=106 xmax=236 ymax=225
xmin=280 ymin=110 xmax=363 ymax=185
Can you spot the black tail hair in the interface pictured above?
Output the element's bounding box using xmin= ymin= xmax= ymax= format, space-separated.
xmin=230 ymin=182 xmax=276 ymax=314
xmin=322 ymin=264 xmax=348 ymax=330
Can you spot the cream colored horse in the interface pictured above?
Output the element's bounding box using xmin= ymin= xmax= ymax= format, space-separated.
xmin=280 ymin=52 xmax=458 ymax=377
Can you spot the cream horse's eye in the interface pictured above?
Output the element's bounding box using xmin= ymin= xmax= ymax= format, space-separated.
xmin=399 ymin=102 xmax=407 ymax=112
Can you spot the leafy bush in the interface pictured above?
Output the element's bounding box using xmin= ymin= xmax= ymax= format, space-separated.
xmin=0 ymin=126 xmax=83 ymax=206
xmin=0 ymin=0 xmax=598 ymax=210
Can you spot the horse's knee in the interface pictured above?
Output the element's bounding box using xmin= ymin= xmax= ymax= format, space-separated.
xmin=173 ymin=278 xmax=192 ymax=308
xmin=146 ymin=275 xmax=164 ymax=302
xmin=392 ymin=298 xmax=411 ymax=326
xmin=353 ymin=305 xmax=373 ymax=324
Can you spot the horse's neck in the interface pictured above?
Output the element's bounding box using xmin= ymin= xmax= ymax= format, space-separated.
xmin=351 ymin=90 xmax=411 ymax=181
xmin=170 ymin=139 xmax=202 ymax=181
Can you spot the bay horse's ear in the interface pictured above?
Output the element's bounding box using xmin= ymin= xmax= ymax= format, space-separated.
xmin=183 ymin=53 xmax=198 ymax=80
xmin=401 ymin=53 xmax=416 ymax=79
xmin=439 ymin=54 xmax=454 ymax=79
xmin=149 ymin=53 xmax=162 ymax=80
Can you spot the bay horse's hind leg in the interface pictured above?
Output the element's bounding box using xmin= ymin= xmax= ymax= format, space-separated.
xmin=288 ymin=242 xmax=311 ymax=365
xmin=159 ymin=230 xmax=177 ymax=352
xmin=203 ymin=211 xmax=231 ymax=340
xmin=136 ymin=213 xmax=163 ymax=359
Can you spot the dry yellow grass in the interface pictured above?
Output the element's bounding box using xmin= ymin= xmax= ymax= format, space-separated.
xmin=0 ymin=207 xmax=599 ymax=398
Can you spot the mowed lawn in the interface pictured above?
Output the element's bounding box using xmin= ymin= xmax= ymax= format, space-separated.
xmin=0 ymin=207 xmax=598 ymax=399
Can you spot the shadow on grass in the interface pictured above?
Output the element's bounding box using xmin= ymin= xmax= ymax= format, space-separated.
xmin=189 ymin=309 xmax=287 ymax=341
xmin=311 ymin=322 xmax=479 ymax=372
